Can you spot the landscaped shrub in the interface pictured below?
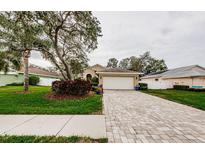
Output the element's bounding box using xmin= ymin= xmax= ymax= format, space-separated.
xmin=91 ymin=85 xmax=98 ymax=91
xmin=91 ymin=77 xmax=99 ymax=86
xmin=52 ymin=79 xmax=92 ymax=96
xmin=6 ymin=82 xmax=23 ymax=86
xmin=95 ymin=87 xmax=103 ymax=95
xmin=139 ymin=83 xmax=148 ymax=90
xmin=173 ymin=85 xmax=189 ymax=90
xmin=29 ymin=76 xmax=40 ymax=85
xmin=188 ymin=88 xmax=205 ymax=92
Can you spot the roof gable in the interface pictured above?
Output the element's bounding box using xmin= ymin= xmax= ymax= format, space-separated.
xmin=142 ymin=65 xmax=205 ymax=79
xmin=19 ymin=66 xmax=60 ymax=78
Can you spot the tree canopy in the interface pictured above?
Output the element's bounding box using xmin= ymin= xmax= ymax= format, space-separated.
xmin=107 ymin=58 xmax=118 ymax=68
xmin=118 ymin=58 xmax=130 ymax=70
xmin=0 ymin=51 xmax=22 ymax=73
xmin=0 ymin=11 xmax=50 ymax=91
xmin=0 ymin=11 xmax=102 ymax=92
xmin=110 ymin=52 xmax=167 ymax=75
xmin=34 ymin=11 xmax=102 ymax=80
xmin=0 ymin=12 xmax=50 ymax=54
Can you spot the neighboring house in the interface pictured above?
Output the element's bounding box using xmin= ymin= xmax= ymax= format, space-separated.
xmin=97 ymin=68 xmax=140 ymax=90
xmin=83 ymin=64 xmax=106 ymax=80
xmin=0 ymin=65 xmax=60 ymax=86
xmin=140 ymin=65 xmax=205 ymax=89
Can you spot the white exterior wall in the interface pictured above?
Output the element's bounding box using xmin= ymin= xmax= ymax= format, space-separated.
xmin=165 ymin=78 xmax=193 ymax=87
xmin=141 ymin=77 xmax=205 ymax=89
xmin=38 ymin=77 xmax=59 ymax=86
xmin=193 ymin=77 xmax=205 ymax=87
xmin=140 ymin=78 xmax=172 ymax=89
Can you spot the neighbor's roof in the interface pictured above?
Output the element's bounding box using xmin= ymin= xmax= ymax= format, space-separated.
xmin=141 ymin=65 xmax=205 ymax=79
xmin=19 ymin=66 xmax=60 ymax=78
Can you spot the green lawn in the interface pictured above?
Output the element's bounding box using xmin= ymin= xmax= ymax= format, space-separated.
xmin=142 ymin=89 xmax=205 ymax=110
xmin=0 ymin=86 xmax=102 ymax=114
xmin=0 ymin=135 xmax=108 ymax=143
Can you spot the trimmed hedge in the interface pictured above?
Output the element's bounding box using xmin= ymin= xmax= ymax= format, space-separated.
xmin=188 ymin=88 xmax=205 ymax=92
xmin=29 ymin=76 xmax=40 ymax=86
xmin=139 ymin=83 xmax=148 ymax=90
xmin=52 ymin=79 xmax=92 ymax=96
xmin=6 ymin=82 xmax=23 ymax=86
xmin=173 ymin=85 xmax=189 ymax=90
xmin=91 ymin=77 xmax=99 ymax=86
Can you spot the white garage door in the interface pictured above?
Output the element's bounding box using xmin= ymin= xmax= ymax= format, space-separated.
xmin=103 ymin=77 xmax=134 ymax=90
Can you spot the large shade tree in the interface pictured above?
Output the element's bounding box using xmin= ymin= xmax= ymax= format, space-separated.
xmin=34 ymin=11 xmax=102 ymax=80
xmin=139 ymin=52 xmax=167 ymax=74
xmin=0 ymin=12 xmax=50 ymax=92
xmin=107 ymin=58 xmax=118 ymax=68
xmin=119 ymin=58 xmax=130 ymax=70
xmin=117 ymin=52 xmax=167 ymax=74
xmin=70 ymin=59 xmax=88 ymax=79
xmin=128 ymin=56 xmax=141 ymax=71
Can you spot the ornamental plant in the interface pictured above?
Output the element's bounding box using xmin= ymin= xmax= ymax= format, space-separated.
xmin=52 ymin=79 xmax=91 ymax=96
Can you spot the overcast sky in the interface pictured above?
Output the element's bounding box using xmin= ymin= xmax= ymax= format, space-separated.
xmin=30 ymin=11 xmax=205 ymax=69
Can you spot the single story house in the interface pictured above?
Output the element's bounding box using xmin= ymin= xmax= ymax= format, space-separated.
xmin=83 ymin=64 xmax=141 ymax=90
xmin=0 ymin=65 xmax=60 ymax=86
xmin=140 ymin=65 xmax=205 ymax=89
xmin=97 ymin=68 xmax=140 ymax=90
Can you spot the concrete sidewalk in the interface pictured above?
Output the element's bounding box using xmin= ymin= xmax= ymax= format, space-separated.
xmin=0 ymin=115 xmax=106 ymax=138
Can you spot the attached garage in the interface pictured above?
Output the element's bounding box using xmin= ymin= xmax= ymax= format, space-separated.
xmin=97 ymin=68 xmax=140 ymax=90
xmin=103 ymin=76 xmax=134 ymax=89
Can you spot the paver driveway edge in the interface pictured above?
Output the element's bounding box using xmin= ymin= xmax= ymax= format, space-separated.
xmin=103 ymin=90 xmax=205 ymax=143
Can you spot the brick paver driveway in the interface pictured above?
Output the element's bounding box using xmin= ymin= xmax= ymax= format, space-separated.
xmin=103 ymin=90 xmax=205 ymax=143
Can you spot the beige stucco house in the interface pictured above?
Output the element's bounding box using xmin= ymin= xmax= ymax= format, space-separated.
xmin=83 ymin=64 xmax=106 ymax=80
xmin=83 ymin=64 xmax=141 ymax=89
xmin=140 ymin=65 xmax=205 ymax=89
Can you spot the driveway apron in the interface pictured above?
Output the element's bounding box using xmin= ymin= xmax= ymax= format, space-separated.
xmin=103 ymin=90 xmax=205 ymax=143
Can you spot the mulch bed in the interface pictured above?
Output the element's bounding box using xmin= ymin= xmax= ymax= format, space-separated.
xmin=45 ymin=91 xmax=95 ymax=101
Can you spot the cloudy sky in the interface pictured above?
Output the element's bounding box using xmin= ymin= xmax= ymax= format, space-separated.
xmin=30 ymin=11 xmax=205 ymax=69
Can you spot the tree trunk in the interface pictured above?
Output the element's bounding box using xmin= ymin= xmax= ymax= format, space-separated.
xmin=23 ymin=50 xmax=30 ymax=92
xmin=66 ymin=64 xmax=73 ymax=80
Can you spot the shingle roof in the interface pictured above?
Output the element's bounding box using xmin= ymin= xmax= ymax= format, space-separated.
xmin=19 ymin=66 xmax=60 ymax=78
xmin=98 ymin=68 xmax=137 ymax=73
xmin=142 ymin=65 xmax=205 ymax=79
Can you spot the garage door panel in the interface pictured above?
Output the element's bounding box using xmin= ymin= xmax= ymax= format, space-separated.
xmin=103 ymin=77 xmax=134 ymax=89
